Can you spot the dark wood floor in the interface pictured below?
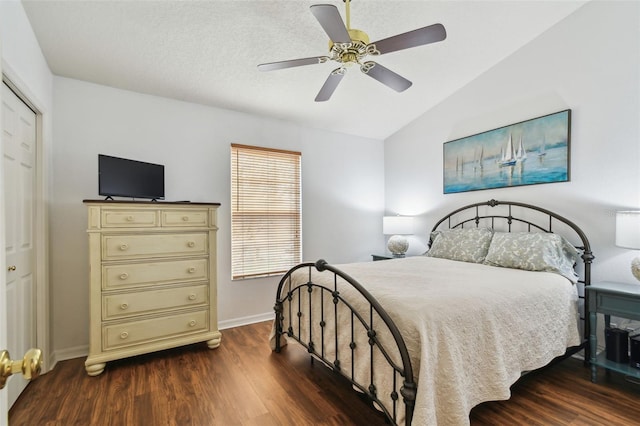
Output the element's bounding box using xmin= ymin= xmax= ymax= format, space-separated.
xmin=9 ymin=321 xmax=640 ymax=425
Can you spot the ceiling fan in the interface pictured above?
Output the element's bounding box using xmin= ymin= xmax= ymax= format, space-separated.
xmin=257 ymin=0 xmax=446 ymax=102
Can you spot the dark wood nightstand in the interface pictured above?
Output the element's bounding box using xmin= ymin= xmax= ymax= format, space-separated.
xmin=372 ymin=254 xmax=393 ymax=261
xmin=587 ymin=281 xmax=640 ymax=383
xmin=372 ymin=254 xmax=411 ymax=261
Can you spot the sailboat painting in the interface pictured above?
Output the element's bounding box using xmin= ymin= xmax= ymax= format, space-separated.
xmin=444 ymin=109 xmax=570 ymax=194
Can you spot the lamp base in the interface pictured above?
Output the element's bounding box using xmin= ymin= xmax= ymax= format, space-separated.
xmin=632 ymin=256 xmax=640 ymax=281
xmin=387 ymin=235 xmax=409 ymax=257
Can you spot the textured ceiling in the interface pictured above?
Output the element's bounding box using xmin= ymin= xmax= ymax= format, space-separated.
xmin=22 ymin=0 xmax=587 ymax=139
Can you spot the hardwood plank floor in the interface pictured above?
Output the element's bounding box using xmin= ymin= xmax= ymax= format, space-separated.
xmin=9 ymin=321 xmax=640 ymax=425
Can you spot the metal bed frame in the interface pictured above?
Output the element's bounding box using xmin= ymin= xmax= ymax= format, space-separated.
xmin=273 ymin=199 xmax=594 ymax=426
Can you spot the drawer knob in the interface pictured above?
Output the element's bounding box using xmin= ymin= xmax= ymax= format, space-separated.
xmin=187 ymin=241 xmax=195 ymax=248
xmin=182 ymin=216 xmax=189 ymax=221
xmin=188 ymin=293 xmax=197 ymax=301
xmin=126 ymin=216 xmax=134 ymax=222
xmin=120 ymin=332 xmax=129 ymax=339
xmin=188 ymin=320 xmax=197 ymax=327
xmin=119 ymin=243 xmax=129 ymax=251
xmin=119 ymin=272 xmax=129 ymax=280
xmin=187 ymin=267 xmax=196 ymax=274
xmin=120 ymin=303 xmax=129 ymax=310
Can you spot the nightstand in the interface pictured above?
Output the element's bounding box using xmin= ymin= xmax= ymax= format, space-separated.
xmin=371 ymin=254 xmax=414 ymax=261
xmin=372 ymin=254 xmax=394 ymax=261
xmin=587 ymin=281 xmax=640 ymax=383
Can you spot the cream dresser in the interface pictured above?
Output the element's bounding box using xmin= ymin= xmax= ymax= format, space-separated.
xmin=83 ymin=200 xmax=221 ymax=376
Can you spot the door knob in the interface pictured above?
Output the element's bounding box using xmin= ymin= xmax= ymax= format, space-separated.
xmin=0 ymin=348 xmax=42 ymax=389
xmin=7 ymin=265 xmax=16 ymax=272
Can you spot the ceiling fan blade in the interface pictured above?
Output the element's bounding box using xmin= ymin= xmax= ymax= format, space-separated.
xmin=258 ymin=56 xmax=329 ymax=72
xmin=310 ymin=4 xmax=351 ymax=44
xmin=371 ymin=23 xmax=446 ymax=55
xmin=361 ymin=62 xmax=412 ymax=92
xmin=315 ymin=68 xmax=346 ymax=102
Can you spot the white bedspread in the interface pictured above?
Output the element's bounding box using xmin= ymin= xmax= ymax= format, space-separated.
xmin=271 ymin=256 xmax=580 ymax=425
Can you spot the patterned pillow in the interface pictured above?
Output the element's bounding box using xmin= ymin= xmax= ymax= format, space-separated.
xmin=483 ymin=232 xmax=579 ymax=282
xmin=426 ymin=227 xmax=493 ymax=263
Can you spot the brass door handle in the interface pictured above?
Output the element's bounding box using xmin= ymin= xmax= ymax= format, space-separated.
xmin=0 ymin=348 xmax=42 ymax=389
xmin=7 ymin=265 xmax=16 ymax=272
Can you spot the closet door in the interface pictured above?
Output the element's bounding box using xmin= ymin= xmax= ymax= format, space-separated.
xmin=2 ymin=82 xmax=37 ymax=409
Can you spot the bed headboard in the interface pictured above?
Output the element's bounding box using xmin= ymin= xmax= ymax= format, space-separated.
xmin=430 ymin=199 xmax=594 ymax=286
xmin=429 ymin=199 xmax=594 ymax=359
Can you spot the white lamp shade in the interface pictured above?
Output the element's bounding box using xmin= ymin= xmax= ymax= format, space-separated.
xmin=383 ymin=216 xmax=414 ymax=235
xmin=616 ymin=211 xmax=640 ymax=249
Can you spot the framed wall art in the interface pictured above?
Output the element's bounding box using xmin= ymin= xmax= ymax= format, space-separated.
xmin=443 ymin=109 xmax=571 ymax=194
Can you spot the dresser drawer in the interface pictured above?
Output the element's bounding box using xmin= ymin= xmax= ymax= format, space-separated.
xmin=101 ymin=209 xmax=158 ymax=228
xmin=103 ymin=284 xmax=208 ymax=320
xmin=103 ymin=310 xmax=209 ymax=350
xmin=102 ymin=233 xmax=208 ymax=260
xmin=103 ymin=258 xmax=208 ymax=290
xmin=161 ymin=209 xmax=208 ymax=227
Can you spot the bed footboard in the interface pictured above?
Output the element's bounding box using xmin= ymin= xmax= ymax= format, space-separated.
xmin=274 ymin=259 xmax=416 ymax=426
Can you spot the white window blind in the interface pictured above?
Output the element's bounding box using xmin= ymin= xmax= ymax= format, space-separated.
xmin=231 ymin=144 xmax=302 ymax=280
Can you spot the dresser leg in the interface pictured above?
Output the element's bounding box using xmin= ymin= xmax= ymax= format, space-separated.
xmin=207 ymin=331 xmax=222 ymax=349
xmin=85 ymin=362 xmax=106 ymax=376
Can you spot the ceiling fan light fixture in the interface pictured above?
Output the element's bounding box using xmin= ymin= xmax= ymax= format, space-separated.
xmin=330 ymin=39 xmax=377 ymax=67
xmin=341 ymin=53 xmax=358 ymax=65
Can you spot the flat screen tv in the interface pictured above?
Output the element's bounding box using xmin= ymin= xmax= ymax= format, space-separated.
xmin=98 ymin=154 xmax=165 ymax=200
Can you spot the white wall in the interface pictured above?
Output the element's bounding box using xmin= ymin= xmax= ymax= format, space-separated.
xmin=385 ymin=1 xmax=639 ymax=285
xmin=51 ymin=77 xmax=385 ymax=355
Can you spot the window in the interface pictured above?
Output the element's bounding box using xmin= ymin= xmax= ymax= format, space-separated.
xmin=231 ymin=144 xmax=302 ymax=279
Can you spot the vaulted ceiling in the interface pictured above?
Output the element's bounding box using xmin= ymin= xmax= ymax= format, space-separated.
xmin=22 ymin=0 xmax=587 ymax=139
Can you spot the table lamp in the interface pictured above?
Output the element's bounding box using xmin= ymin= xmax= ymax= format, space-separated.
xmin=383 ymin=216 xmax=414 ymax=257
xmin=615 ymin=210 xmax=640 ymax=281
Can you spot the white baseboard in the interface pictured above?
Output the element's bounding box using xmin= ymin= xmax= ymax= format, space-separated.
xmin=219 ymin=312 xmax=274 ymax=330
xmin=50 ymin=344 xmax=89 ymax=369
